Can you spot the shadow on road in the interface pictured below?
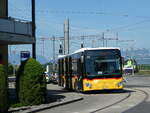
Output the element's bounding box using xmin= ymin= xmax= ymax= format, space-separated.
xmin=46 ymin=89 xmax=67 ymax=104
xmin=82 ymin=89 xmax=135 ymax=95
xmin=47 ymin=88 xmax=74 ymax=95
xmin=9 ymin=88 xmax=17 ymax=105
xmin=9 ymin=85 xmax=68 ymax=106
xmin=9 ymin=88 xmax=68 ymax=105
xmin=125 ymin=85 xmax=150 ymax=88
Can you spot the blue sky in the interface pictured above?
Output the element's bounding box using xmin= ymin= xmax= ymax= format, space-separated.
xmin=8 ymin=0 xmax=150 ymax=63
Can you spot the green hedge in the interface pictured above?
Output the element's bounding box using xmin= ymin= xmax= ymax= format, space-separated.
xmin=15 ymin=60 xmax=27 ymax=102
xmin=8 ymin=64 xmax=13 ymax=76
xmin=16 ymin=58 xmax=46 ymax=105
xmin=0 ymin=64 xmax=9 ymax=113
xmin=138 ymin=64 xmax=150 ymax=70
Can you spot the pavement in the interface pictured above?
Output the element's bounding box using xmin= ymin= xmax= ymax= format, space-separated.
xmin=8 ymin=75 xmax=150 ymax=113
xmin=8 ymin=78 xmax=83 ymax=113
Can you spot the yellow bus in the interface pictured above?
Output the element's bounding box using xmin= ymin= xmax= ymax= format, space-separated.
xmin=58 ymin=47 xmax=124 ymax=92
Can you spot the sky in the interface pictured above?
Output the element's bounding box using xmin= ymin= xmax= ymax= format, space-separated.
xmin=8 ymin=0 xmax=150 ymax=63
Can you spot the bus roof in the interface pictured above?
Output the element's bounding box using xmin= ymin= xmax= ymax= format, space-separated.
xmin=57 ymin=55 xmax=66 ymax=58
xmin=57 ymin=47 xmax=120 ymax=59
xmin=73 ymin=47 xmax=120 ymax=54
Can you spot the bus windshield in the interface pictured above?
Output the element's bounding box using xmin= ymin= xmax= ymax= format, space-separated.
xmin=85 ymin=50 xmax=122 ymax=78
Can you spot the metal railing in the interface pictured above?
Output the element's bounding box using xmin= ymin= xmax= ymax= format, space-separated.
xmin=0 ymin=17 xmax=32 ymax=36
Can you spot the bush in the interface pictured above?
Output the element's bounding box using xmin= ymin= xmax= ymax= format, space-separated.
xmin=0 ymin=64 xmax=9 ymax=113
xmin=8 ymin=64 xmax=13 ymax=75
xmin=16 ymin=60 xmax=27 ymax=102
xmin=16 ymin=58 xmax=46 ymax=105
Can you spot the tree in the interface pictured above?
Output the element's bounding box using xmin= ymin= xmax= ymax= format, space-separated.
xmin=16 ymin=58 xmax=46 ymax=105
xmin=0 ymin=64 xmax=9 ymax=113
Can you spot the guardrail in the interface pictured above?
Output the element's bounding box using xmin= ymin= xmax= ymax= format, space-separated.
xmin=0 ymin=17 xmax=32 ymax=36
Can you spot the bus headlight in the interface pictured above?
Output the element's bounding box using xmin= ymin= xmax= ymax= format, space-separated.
xmin=117 ymin=82 xmax=123 ymax=87
xmin=86 ymin=83 xmax=92 ymax=88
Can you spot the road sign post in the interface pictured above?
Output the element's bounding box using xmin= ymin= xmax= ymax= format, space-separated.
xmin=20 ymin=51 xmax=30 ymax=63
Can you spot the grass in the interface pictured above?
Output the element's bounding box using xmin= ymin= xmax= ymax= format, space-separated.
xmin=10 ymin=102 xmax=27 ymax=108
xmin=138 ymin=65 xmax=150 ymax=70
xmin=136 ymin=70 xmax=150 ymax=75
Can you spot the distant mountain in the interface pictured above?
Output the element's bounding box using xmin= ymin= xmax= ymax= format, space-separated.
xmin=9 ymin=48 xmax=150 ymax=65
xmin=121 ymin=48 xmax=150 ymax=64
xmin=9 ymin=54 xmax=49 ymax=65
xmin=36 ymin=55 xmax=49 ymax=64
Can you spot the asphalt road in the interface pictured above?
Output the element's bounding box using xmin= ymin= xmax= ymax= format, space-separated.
xmin=37 ymin=74 xmax=150 ymax=113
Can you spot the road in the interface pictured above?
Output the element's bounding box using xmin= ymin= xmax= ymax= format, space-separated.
xmin=37 ymin=75 xmax=150 ymax=113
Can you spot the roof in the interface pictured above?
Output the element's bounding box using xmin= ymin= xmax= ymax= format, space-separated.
xmin=57 ymin=55 xmax=66 ymax=59
xmin=73 ymin=47 xmax=120 ymax=54
xmin=57 ymin=47 xmax=120 ymax=59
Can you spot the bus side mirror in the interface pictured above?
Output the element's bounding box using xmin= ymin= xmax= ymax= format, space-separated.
xmin=81 ymin=56 xmax=84 ymax=63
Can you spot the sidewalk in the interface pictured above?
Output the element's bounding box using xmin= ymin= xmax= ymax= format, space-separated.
xmin=8 ymin=80 xmax=83 ymax=113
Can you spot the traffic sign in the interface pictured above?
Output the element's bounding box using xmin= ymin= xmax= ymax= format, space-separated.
xmin=20 ymin=51 xmax=30 ymax=61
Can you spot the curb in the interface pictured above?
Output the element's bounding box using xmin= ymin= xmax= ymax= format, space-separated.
xmin=9 ymin=97 xmax=83 ymax=113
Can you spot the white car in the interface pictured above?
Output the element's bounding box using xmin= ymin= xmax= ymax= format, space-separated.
xmin=51 ymin=73 xmax=58 ymax=84
xmin=44 ymin=72 xmax=51 ymax=83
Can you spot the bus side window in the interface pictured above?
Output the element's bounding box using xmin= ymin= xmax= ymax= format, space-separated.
xmin=72 ymin=59 xmax=77 ymax=76
xmin=69 ymin=57 xmax=72 ymax=76
xmin=77 ymin=59 xmax=81 ymax=76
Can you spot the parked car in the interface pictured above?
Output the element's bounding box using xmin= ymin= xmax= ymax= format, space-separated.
xmin=51 ymin=73 xmax=58 ymax=84
xmin=44 ymin=72 xmax=52 ymax=83
xmin=123 ymin=67 xmax=134 ymax=75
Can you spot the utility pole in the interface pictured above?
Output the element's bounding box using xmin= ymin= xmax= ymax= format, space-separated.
xmin=52 ymin=36 xmax=56 ymax=75
xmin=118 ymin=39 xmax=134 ymax=49
xmin=102 ymin=32 xmax=105 ymax=47
xmin=52 ymin=36 xmax=56 ymax=63
xmin=81 ymin=35 xmax=85 ymax=48
xmin=105 ymin=38 xmax=108 ymax=47
xmin=12 ymin=50 xmax=16 ymax=76
xmin=126 ymin=48 xmax=129 ymax=58
xmin=32 ymin=0 xmax=36 ymax=59
xmin=59 ymin=42 xmax=63 ymax=55
xmin=59 ymin=37 xmax=64 ymax=54
xmin=42 ymin=39 xmax=44 ymax=56
xmin=116 ymin=32 xmax=119 ymax=47
xmin=81 ymin=42 xmax=84 ymax=48
xmin=64 ymin=19 xmax=69 ymax=55
xmin=71 ymin=34 xmax=117 ymax=48
xmin=92 ymin=40 xmax=95 ymax=48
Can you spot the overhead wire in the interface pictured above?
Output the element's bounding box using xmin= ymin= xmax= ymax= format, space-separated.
xmin=8 ymin=8 xmax=150 ymax=19
xmin=8 ymin=3 xmax=150 ymax=57
xmin=109 ymin=19 xmax=150 ymax=32
xmin=9 ymin=3 xmax=150 ymax=33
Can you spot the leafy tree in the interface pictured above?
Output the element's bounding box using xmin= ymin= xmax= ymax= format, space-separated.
xmin=8 ymin=63 xmax=13 ymax=75
xmin=16 ymin=58 xmax=46 ymax=105
xmin=0 ymin=64 xmax=9 ymax=113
